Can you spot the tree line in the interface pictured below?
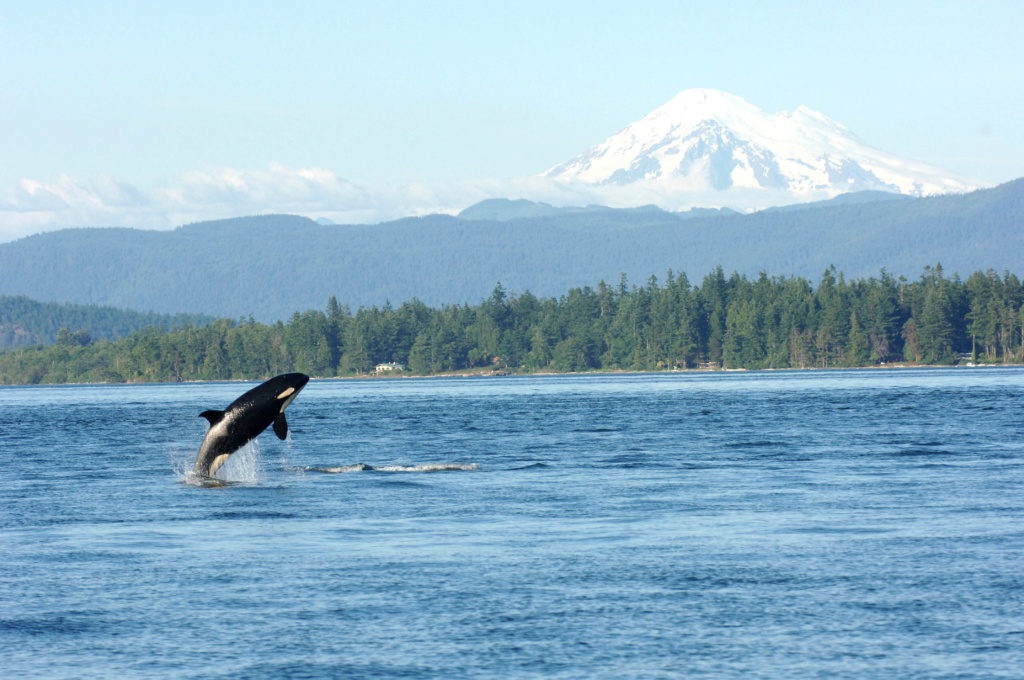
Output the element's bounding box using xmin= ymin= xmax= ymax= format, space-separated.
xmin=1 ymin=265 xmax=1021 ymax=384
xmin=0 ymin=294 xmax=213 ymax=351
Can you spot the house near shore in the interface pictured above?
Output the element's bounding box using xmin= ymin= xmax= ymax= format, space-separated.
xmin=375 ymin=362 xmax=404 ymax=373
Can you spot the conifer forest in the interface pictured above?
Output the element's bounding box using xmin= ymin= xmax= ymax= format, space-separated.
xmin=1 ymin=266 xmax=1021 ymax=384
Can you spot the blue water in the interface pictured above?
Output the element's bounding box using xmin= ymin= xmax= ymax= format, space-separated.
xmin=2 ymin=368 xmax=1024 ymax=678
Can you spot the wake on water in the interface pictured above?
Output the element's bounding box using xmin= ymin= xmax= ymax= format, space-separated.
xmin=302 ymin=462 xmax=479 ymax=474
xmin=173 ymin=437 xmax=477 ymax=486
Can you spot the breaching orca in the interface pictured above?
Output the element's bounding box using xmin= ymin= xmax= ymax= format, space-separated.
xmin=193 ymin=372 xmax=310 ymax=478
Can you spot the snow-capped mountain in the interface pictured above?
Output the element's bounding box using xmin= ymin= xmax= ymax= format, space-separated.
xmin=544 ymin=89 xmax=981 ymax=208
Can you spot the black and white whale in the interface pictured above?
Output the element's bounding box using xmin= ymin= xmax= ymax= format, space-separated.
xmin=193 ymin=372 xmax=310 ymax=478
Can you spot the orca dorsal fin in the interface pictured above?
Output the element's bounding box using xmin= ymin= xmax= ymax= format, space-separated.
xmin=273 ymin=413 xmax=288 ymax=440
xmin=199 ymin=410 xmax=226 ymax=426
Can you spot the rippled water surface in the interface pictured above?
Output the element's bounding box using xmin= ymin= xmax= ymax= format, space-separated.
xmin=3 ymin=368 xmax=1024 ymax=678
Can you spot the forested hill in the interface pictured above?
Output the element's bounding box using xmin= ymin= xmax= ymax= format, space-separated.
xmin=0 ymin=295 xmax=214 ymax=350
xmin=0 ymin=179 xmax=1021 ymax=322
xmin=1 ymin=265 xmax=1020 ymax=385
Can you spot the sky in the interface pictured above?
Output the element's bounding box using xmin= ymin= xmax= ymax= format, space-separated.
xmin=2 ymin=0 xmax=1023 ymax=241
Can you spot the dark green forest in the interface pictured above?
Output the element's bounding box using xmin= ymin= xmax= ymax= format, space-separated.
xmin=1 ymin=265 xmax=1021 ymax=385
xmin=0 ymin=295 xmax=213 ymax=351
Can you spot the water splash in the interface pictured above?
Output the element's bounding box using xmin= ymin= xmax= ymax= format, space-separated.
xmin=174 ymin=440 xmax=264 ymax=486
xmin=169 ymin=445 xmax=196 ymax=481
xmin=214 ymin=439 xmax=264 ymax=483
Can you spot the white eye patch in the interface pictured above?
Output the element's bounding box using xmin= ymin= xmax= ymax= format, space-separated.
xmin=277 ymin=387 xmax=296 ymax=400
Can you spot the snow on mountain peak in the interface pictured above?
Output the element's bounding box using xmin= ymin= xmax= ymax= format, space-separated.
xmin=544 ymin=89 xmax=982 ymax=209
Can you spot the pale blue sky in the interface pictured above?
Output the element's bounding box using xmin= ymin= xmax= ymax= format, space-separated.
xmin=1 ymin=1 xmax=1022 ymax=238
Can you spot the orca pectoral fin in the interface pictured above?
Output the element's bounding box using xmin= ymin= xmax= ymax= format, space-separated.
xmin=273 ymin=413 xmax=288 ymax=440
xmin=199 ymin=410 xmax=226 ymax=427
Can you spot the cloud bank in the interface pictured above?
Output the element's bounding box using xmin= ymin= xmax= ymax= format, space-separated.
xmin=0 ymin=165 xmax=409 ymax=241
xmin=0 ymin=164 xmax=575 ymax=242
xmin=0 ymin=162 xmax=866 ymax=243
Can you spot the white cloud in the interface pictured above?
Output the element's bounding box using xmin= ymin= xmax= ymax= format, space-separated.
xmin=0 ymin=165 xmax=398 ymax=242
xmin=0 ymin=164 xmax=519 ymax=242
xmin=1 ymin=174 xmax=163 ymax=240
xmin=0 ymin=162 xmax=851 ymax=244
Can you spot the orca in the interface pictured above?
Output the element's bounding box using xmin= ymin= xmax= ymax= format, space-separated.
xmin=193 ymin=372 xmax=310 ymax=478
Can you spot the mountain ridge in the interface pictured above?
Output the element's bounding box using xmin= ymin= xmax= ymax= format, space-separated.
xmin=0 ymin=180 xmax=1020 ymax=322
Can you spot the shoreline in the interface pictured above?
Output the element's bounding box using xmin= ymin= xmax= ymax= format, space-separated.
xmin=2 ymin=361 xmax=1020 ymax=388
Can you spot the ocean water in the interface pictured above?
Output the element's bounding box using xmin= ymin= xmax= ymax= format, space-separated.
xmin=2 ymin=368 xmax=1023 ymax=678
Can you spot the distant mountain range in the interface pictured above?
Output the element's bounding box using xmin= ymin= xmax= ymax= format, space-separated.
xmin=0 ymin=179 xmax=1021 ymax=322
xmin=545 ymin=89 xmax=983 ymax=209
xmin=456 ymin=198 xmax=739 ymax=221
